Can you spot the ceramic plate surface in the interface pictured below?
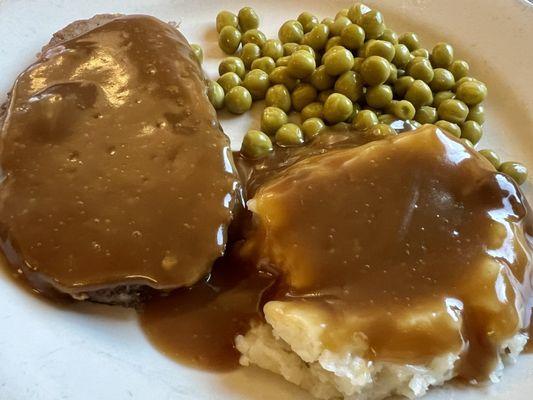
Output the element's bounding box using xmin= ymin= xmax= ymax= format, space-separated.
xmin=0 ymin=1 xmax=531 ymax=399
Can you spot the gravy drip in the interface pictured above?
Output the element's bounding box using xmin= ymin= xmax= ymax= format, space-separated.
xmin=140 ymin=245 xmax=276 ymax=370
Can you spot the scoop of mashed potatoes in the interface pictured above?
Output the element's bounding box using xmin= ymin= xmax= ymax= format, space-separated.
xmin=236 ymin=126 xmax=532 ymax=399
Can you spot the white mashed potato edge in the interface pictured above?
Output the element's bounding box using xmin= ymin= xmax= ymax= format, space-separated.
xmin=235 ymin=301 xmax=528 ymax=400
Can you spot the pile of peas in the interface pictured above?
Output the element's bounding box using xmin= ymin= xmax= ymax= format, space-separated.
xmin=193 ymin=3 xmax=528 ymax=185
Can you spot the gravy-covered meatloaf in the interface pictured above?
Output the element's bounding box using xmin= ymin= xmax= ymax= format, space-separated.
xmin=0 ymin=15 xmax=240 ymax=304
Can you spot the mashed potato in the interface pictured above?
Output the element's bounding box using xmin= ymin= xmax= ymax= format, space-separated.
xmin=235 ymin=126 xmax=532 ymax=399
xmin=236 ymin=301 xmax=528 ymax=399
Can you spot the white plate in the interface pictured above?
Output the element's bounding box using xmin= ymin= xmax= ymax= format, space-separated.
xmin=0 ymin=1 xmax=532 ymax=399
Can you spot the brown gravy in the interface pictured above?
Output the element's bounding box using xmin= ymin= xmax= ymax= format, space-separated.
xmin=0 ymin=14 xmax=531 ymax=385
xmin=140 ymin=126 xmax=532 ymax=379
xmin=139 ymin=244 xmax=276 ymax=370
xmin=0 ymin=15 xmax=239 ymax=296
xmin=245 ymin=126 xmax=532 ymax=379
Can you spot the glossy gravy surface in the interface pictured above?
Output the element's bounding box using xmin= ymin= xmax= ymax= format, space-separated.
xmin=140 ymin=126 xmax=532 ymax=378
xmin=140 ymin=246 xmax=276 ymax=370
xmin=248 ymin=126 xmax=532 ymax=379
xmin=0 ymin=15 xmax=238 ymax=294
xmin=0 ymin=14 xmax=530 ymax=382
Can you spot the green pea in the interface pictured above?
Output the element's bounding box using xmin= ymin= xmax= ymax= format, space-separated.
xmin=448 ymin=60 xmax=469 ymax=80
xmin=466 ymin=103 xmax=485 ymax=124
xmin=478 ymin=149 xmax=501 ymax=169
xmin=216 ymin=10 xmax=239 ymax=33
xmin=330 ymin=16 xmax=352 ymax=36
xmin=340 ymin=24 xmax=365 ymax=50
xmin=325 ymin=36 xmax=343 ymax=52
xmin=243 ymin=69 xmax=270 ymax=100
xmin=407 ymin=57 xmax=434 ymax=83
xmin=206 ymin=80 xmax=225 ymax=110
xmin=366 ymin=84 xmax=393 ymax=109
xmin=499 ymin=162 xmax=528 ymax=185
xmin=240 ymin=43 xmax=261 ymax=69
xmin=391 ymin=99 xmax=416 ymax=120
xmin=302 ymin=23 xmax=330 ymax=51
xmin=301 ymin=102 xmax=323 ymax=120
xmin=219 ymin=57 xmax=246 ymax=79
xmin=357 ymin=39 xmax=372 ymax=58
xmin=279 ymin=20 xmax=304 ymax=44
xmin=347 ymin=3 xmax=371 ymax=23
xmin=251 ymin=57 xmax=276 ymax=74
xmin=276 ymin=55 xmax=290 ymax=67
xmin=411 ymin=48 xmax=429 ymax=59
xmin=359 ymin=10 xmax=385 ymax=39
xmin=406 ymin=55 xmax=426 ymax=70
xmin=191 ymin=44 xmax=203 ymax=64
xmin=287 ymin=50 xmax=316 ymax=78
xmin=405 ymin=80 xmax=433 ymax=108
xmin=297 ymin=12 xmax=319 ymax=33
xmin=219 ymin=26 xmax=241 ymax=54
xmin=224 ymin=86 xmax=252 ymax=114
xmin=365 ymin=123 xmax=396 ymax=139
xmin=346 ymin=103 xmax=361 ymax=123
xmin=399 ymin=32 xmax=420 ymax=51
xmin=460 ymin=120 xmax=482 ymax=144
xmin=310 ymin=65 xmax=335 ymax=91
xmin=360 ymin=55 xmax=390 ymax=85
xmin=430 ymin=68 xmax=455 ymax=91
xmin=414 ymin=106 xmax=437 ymax=124
xmin=238 ymin=7 xmax=260 ymax=32
xmin=380 ymin=28 xmax=399 ymax=44
xmin=291 ymin=83 xmax=317 ymax=111
xmin=265 ymin=84 xmax=291 ymax=112
xmin=454 ymin=76 xmax=482 ymax=90
xmin=433 ymin=91 xmax=455 ymax=108
xmin=366 ymin=40 xmax=395 ymax=62
xmin=275 ymin=123 xmax=304 ymax=146
xmin=283 ymin=42 xmax=299 ymax=56
xmin=435 ymin=120 xmax=461 ymax=138
xmin=261 ymin=106 xmax=288 ymax=135
xmin=323 ymin=93 xmax=353 ymax=123
xmin=462 ymin=138 xmax=474 ymax=149
xmin=456 ymin=81 xmax=487 ymax=106
xmin=352 ymin=57 xmax=364 ymax=73
xmin=262 ymin=39 xmax=284 ymax=60
xmin=378 ymin=113 xmax=397 ymax=125
xmin=334 ymin=71 xmax=364 ymax=102
xmin=324 ymin=46 xmax=354 ymax=76
xmin=321 ymin=17 xmax=335 ymax=30
xmin=431 ymin=42 xmax=454 ymax=68
xmin=241 ymin=29 xmax=266 ymax=47
xmin=394 ymin=75 xmax=415 ymax=97
xmin=301 ymin=117 xmax=325 ymax=140
xmin=241 ymin=130 xmax=273 ymax=159
xmin=353 ymin=109 xmax=378 ymax=130
xmin=438 ymin=99 xmax=469 ymax=123
xmin=387 ymin=63 xmax=398 ymax=84
xmin=297 ymin=46 xmax=314 ymax=58
xmin=318 ymin=89 xmax=335 ymax=103
xmin=336 ymin=8 xmax=349 ymax=19
xmin=269 ymin=66 xmax=300 ymax=91
xmin=392 ymin=44 xmax=411 ymax=68
xmin=217 ymin=72 xmax=242 ymax=93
